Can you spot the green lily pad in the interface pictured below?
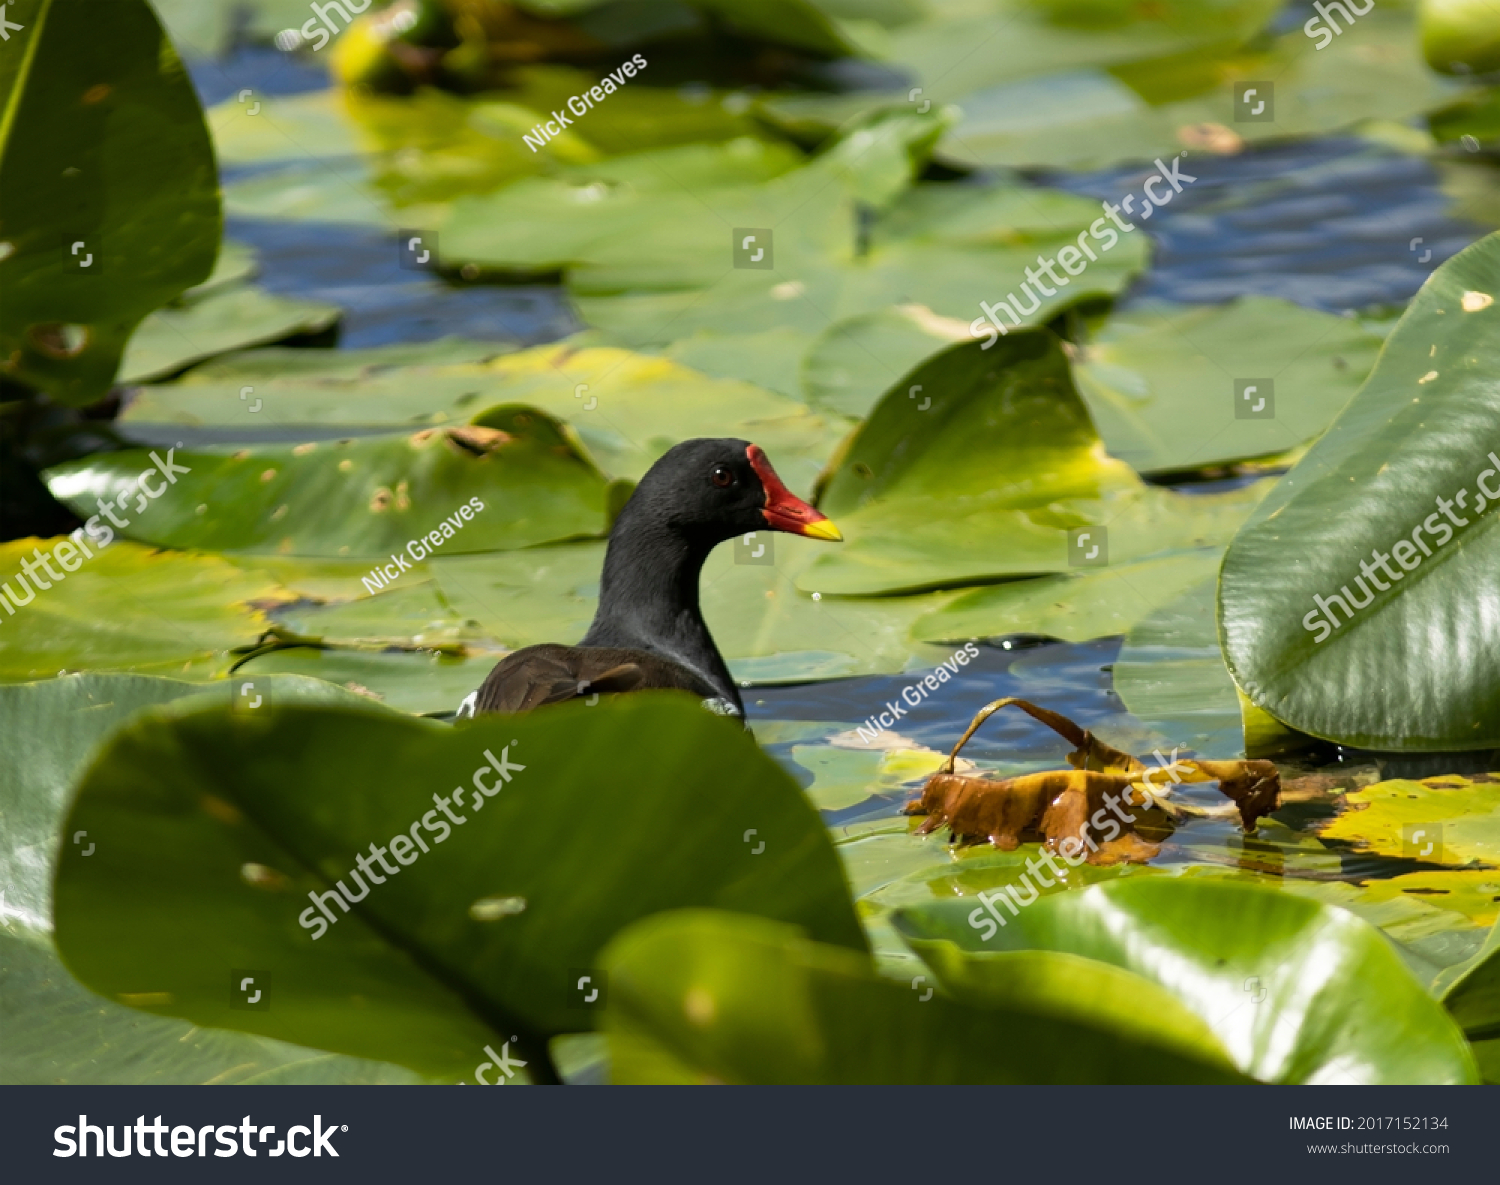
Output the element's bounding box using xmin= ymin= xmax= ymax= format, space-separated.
xmin=654 ymin=326 xmax=819 ymax=403
xmin=804 ymin=332 xmax=1272 ymax=596
xmin=894 ymin=878 xmax=1480 ymax=1083
xmin=0 ymin=0 xmax=220 ymax=406
xmin=52 ymin=696 xmax=866 ymax=1080
xmin=767 ymin=7 xmax=1457 ymax=173
xmin=912 ymin=550 xmax=1223 ymax=645
xmin=229 ymin=645 xmax=499 ymax=716
xmin=791 ymin=743 xmax=950 ymax=813
xmin=0 ymin=671 xmax=421 ymax=1084
xmin=887 ymin=0 xmax=1281 ymax=100
xmin=0 ymin=540 xmax=287 ymax=683
xmin=938 ymin=7 xmax=1457 ymax=172
xmin=443 ymin=123 xmax=1148 ymax=355
xmin=1319 ymin=773 xmax=1500 ymax=868
xmin=1438 ymin=910 xmax=1500 ymax=1080
xmin=120 ymin=283 xmax=342 ymax=384
xmin=432 ymin=538 xmax=962 ymax=685
xmin=601 ymin=908 xmax=1245 ymax=1084
xmin=1220 ymin=230 xmax=1500 ymax=750
xmin=149 ymin=0 xmax=316 ymax=56
xmin=801 ymin=303 xmax=973 ymax=420
xmin=46 ymin=406 xmax=609 ymax=558
xmin=121 ymin=343 xmax=840 ymax=492
xmin=1070 ymin=298 xmax=1384 ymax=475
xmin=215 ymin=70 xmax=770 ymax=225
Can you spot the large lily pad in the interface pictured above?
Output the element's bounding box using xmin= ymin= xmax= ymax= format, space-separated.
xmin=0 ymin=540 xmax=288 ymax=683
xmin=46 ymin=406 xmax=610 ymax=558
xmin=805 ymin=332 xmax=1272 ymax=595
xmin=0 ymin=672 xmax=421 ymax=1084
xmin=884 ymin=0 xmax=1282 ymax=101
xmin=912 ymin=550 xmax=1223 ymax=646
xmin=52 ymin=696 xmax=866 ymax=1080
xmin=215 ymin=71 xmax=771 ymax=226
xmin=0 ymin=0 xmax=220 ymax=405
xmin=1219 ymin=230 xmax=1500 ymax=750
xmin=770 ymin=5 xmax=1458 ymax=173
xmin=1070 ymin=298 xmax=1384 ymax=475
xmin=1438 ymin=910 xmax=1500 ymax=1081
xmin=121 ymin=343 xmax=841 ymax=492
xmin=120 ymin=282 xmax=342 ymax=384
xmin=894 ymin=878 xmax=1480 ymax=1083
xmin=443 ymin=123 xmax=1149 ymax=353
xmin=601 ymin=909 xmax=1245 ymax=1084
xmin=1319 ymin=773 xmax=1500 ymax=868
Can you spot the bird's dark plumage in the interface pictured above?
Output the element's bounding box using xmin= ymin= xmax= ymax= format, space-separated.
xmin=459 ymin=437 xmax=840 ymax=719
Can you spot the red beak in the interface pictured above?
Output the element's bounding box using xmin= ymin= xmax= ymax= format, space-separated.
xmin=747 ymin=444 xmax=842 ymax=541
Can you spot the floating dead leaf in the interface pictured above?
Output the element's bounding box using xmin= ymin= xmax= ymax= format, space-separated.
xmin=904 ymin=698 xmax=1281 ymax=863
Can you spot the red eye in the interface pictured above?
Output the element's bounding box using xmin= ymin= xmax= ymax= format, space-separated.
xmin=711 ymin=465 xmax=734 ymax=488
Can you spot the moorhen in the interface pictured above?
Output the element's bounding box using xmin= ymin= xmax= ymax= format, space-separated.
xmin=456 ymin=437 xmax=842 ymax=720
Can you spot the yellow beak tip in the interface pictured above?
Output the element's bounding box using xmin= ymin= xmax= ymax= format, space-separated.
xmin=802 ymin=519 xmax=843 ymax=542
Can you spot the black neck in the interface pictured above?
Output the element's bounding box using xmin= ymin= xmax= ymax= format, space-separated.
xmin=578 ymin=508 xmax=741 ymax=711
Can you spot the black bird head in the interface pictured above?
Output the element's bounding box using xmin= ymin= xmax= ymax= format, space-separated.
xmin=623 ymin=437 xmax=842 ymax=548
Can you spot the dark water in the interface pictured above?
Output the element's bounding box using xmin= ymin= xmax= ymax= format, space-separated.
xmin=226 ymin=216 xmax=578 ymax=348
xmin=1046 ymin=136 xmax=1490 ymax=312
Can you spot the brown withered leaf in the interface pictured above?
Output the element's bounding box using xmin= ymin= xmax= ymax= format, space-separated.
xmin=904 ymin=697 xmax=1281 ymax=864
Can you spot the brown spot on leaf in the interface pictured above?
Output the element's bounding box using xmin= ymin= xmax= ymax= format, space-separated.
xmin=27 ymin=323 xmax=89 ymax=358
xmin=82 ymin=84 xmax=113 ymax=104
xmin=1177 ymin=123 xmax=1242 ymax=154
xmin=259 ymin=468 xmax=277 ymax=483
xmin=292 ymin=443 xmax=317 ymax=456
xmin=369 ymin=487 xmax=393 ymax=512
xmin=200 ymin=794 xmax=243 ymax=825
xmin=445 ymin=425 xmax=512 ymax=456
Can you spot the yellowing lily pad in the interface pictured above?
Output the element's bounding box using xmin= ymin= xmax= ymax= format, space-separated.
xmin=1319 ymin=775 xmax=1500 ymax=868
xmin=791 ymin=743 xmax=956 ymax=813
xmin=0 ymin=539 xmax=288 ymax=682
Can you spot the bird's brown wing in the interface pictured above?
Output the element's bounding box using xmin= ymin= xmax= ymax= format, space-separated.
xmin=473 ymin=645 xmax=659 ymax=714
